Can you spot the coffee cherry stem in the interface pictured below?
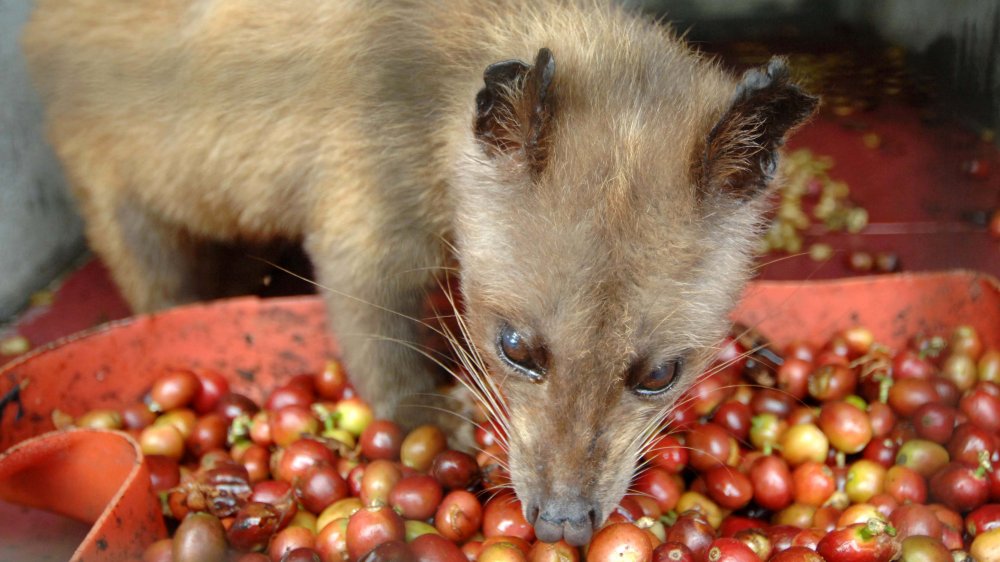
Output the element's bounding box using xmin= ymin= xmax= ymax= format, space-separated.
xmin=975 ymin=450 xmax=993 ymax=479
xmin=229 ymin=414 xmax=252 ymax=445
xmin=312 ymin=403 xmax=337 ymax=432
xmin=859 ymin=518 xmax=894 ymax=541
xmin=877 ymin=375 xmax=893 ymax=404
xmin=835 ymin=451 xmax=846 ymax=469
xmin=917 ymin=336 xmax=947 ymax=360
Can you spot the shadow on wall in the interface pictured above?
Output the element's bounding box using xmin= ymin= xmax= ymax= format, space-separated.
xmin=624 ymin=0 xmax=842 ymax=41
xmin=635 ymin=0 xmax=1000 ymax=131
xmin=0 ymin=0 xmax=85 ymax=321
xmin=921 ymin=7 xmax=1000 ymax=130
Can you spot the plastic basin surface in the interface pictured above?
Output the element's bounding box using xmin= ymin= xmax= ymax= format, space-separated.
xmin=0 ymin=271 xmax=996 ymax=560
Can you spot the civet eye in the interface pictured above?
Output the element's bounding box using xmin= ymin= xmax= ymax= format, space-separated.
xmin=497 ymin=324 xmax=547 ymax=379
xmin=630 ymin=360 xmax=682 ymax=396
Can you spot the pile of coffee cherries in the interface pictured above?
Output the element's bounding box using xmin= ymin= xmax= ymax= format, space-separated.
xmin=62 ymin=323 xmax=1000 ymax=561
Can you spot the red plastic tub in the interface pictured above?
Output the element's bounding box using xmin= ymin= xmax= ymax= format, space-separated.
xmin=0 ymin=271 xmax=997 ymax=560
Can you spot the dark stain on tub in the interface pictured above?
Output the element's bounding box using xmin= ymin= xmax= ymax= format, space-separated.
xmin=278 ymin=350 xmax=306 ymax=368
xmin=260 ymin=306 xmax=307 ymax=325
xmin=0 ymin=378 xmax=26 ymax=423
xmin=968 ymin=279 xmax=983 ymax=301
xmin=892 ymin=306 xmax=913 ymax=341
xmin=98 ymin=388 xmax=125 ymax=402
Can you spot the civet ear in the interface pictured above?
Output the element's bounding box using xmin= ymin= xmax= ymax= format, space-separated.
xmin=700 ymin=57 xmax=819 ymax=201
xmin=474 ymin=48 xmax=556 ymax=176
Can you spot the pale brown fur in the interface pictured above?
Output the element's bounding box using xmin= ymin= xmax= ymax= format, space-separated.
xmin=23 ymin=0 xmax=814 ymax=545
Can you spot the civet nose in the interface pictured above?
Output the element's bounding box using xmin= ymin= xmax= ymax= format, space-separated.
xmin=528 ymin=497 xmax=601 ymax=547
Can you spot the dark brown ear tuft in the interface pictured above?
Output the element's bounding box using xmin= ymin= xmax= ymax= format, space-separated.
xmin=701 ymin=57 xmax=819 ymax=201
xmin=474 ymin=59 xmax=530 ymax=155
xmin=474 ymin=48 xmax=557 ymax=176
xmin=523 ymin=48 xmax=556 ymax=175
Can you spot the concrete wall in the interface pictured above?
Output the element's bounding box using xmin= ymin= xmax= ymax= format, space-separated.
xmin=839 ymin=0 xmax=997 ymax=51
xmin=638 ymin=0 xmax=1000 ymax=127
xmin=0 ymin=0 xmax=85 ymax=320
xmin=627 ymin=0 xmax=810 ymax=18
xmin=839 ymin=0 xmax=1000 ymax=129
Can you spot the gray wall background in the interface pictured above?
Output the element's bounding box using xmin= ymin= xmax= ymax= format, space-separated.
xmin=1 ymin=0 xmax=84 ymax=321
xmin=1 ymin=0 xmax=998 ymax=321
